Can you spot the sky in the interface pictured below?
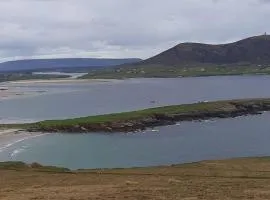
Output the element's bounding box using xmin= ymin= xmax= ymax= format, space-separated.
xmin=0 ymin=0 xmax=269 ymax=62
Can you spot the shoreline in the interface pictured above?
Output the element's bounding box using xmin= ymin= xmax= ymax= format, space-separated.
xmin=2 ymin=73 xmax=270 ymax=86
xmin=4 ymin=78 xmax=120 ymax=84
xmin=0 ymin=78 xmax=121 ymax=100
xmin=1 ymin=75 xmax=269 ymax=100
xmin=0 ymin=129 xmax=45 ymax=153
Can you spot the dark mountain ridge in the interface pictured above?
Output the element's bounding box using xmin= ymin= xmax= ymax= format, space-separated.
xmin=0 ymin=58 xmax=141 ymax=72
xmin=138 ymin=35 xmax=270 ymax=66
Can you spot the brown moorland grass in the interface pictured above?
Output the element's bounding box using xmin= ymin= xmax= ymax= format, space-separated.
xmin=2 ymin=157 xmax=270 ymax=199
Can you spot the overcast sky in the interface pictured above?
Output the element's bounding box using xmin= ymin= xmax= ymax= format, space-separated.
xmin=0 ymin=0 xmax=269 ymax=62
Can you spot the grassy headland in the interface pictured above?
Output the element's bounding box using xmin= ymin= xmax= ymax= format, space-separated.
xmin=2 ymin=157 xmax=270 ymax=199
xmin=4 ymin=98 xmax=270 ymax=133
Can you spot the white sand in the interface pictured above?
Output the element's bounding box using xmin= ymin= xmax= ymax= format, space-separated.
xmin=0 ymin=78 xmax=122 ymax=100
xmin=5 ymin=78 xmax=118 ymax=85
xmin=0 ymin=129 xmax=45 ymax=153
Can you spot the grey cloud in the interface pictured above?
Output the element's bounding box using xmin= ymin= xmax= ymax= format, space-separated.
xmin=0 ymin=0 xmax=269 ymax=61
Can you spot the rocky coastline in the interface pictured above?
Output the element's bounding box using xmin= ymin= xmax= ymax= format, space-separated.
xmin=26 ymin=99 xmax=270 ymax=133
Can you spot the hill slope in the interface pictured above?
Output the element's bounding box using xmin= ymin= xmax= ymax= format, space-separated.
xmin=81 ymin=35 xmax=270 ymax=78
xmin=0 ymin=58 xmax=141 ymax=72
xmin=140 ymin=35 xmax=270 ymax=66
xmin=2 ymin=157 xmax=270 ymax=199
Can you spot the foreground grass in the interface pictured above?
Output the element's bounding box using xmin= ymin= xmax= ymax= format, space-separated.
xmin=2 ymin=157 xmax=270 ymax=199
xmin=0 ymin=161 xmax=69 ymax=172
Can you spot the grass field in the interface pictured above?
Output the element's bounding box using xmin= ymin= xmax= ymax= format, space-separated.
xmin=2 ymin=157 xmax=270 ymax=199
xmin=81 ymin=64 xmax=270 ymax=79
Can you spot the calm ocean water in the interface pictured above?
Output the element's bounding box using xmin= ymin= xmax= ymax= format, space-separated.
xmin=1 ymin=113 xmax=270 ymax=169
xmin=1 ymin=76 xmax=270 ymax=169
xmin=1 ymin=76 xmax=270 ymax=122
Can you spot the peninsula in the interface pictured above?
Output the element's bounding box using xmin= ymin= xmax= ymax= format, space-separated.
xmin=3 ymin=98 xmax=270 ymax=133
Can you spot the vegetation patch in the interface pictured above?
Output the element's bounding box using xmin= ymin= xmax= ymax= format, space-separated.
xmin=0 ymin=161 xmax=70 ymax=172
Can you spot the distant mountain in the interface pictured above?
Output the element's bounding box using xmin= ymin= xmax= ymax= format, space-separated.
xmin=134 ymin=35 xmax=270 ymax=67
xmin=0 ymin=58 xmax=141 ymax=72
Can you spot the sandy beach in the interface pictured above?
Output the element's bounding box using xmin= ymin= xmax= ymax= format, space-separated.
xmin=0 ymin=87 xmax=43 ymax=100
xmin=0 ymin=78 xmax=121 ymax=100
xmin=5 ymin=78 xmax=119 ymax=85
xmin=0 ymin=129 xmax=44 ymax=153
